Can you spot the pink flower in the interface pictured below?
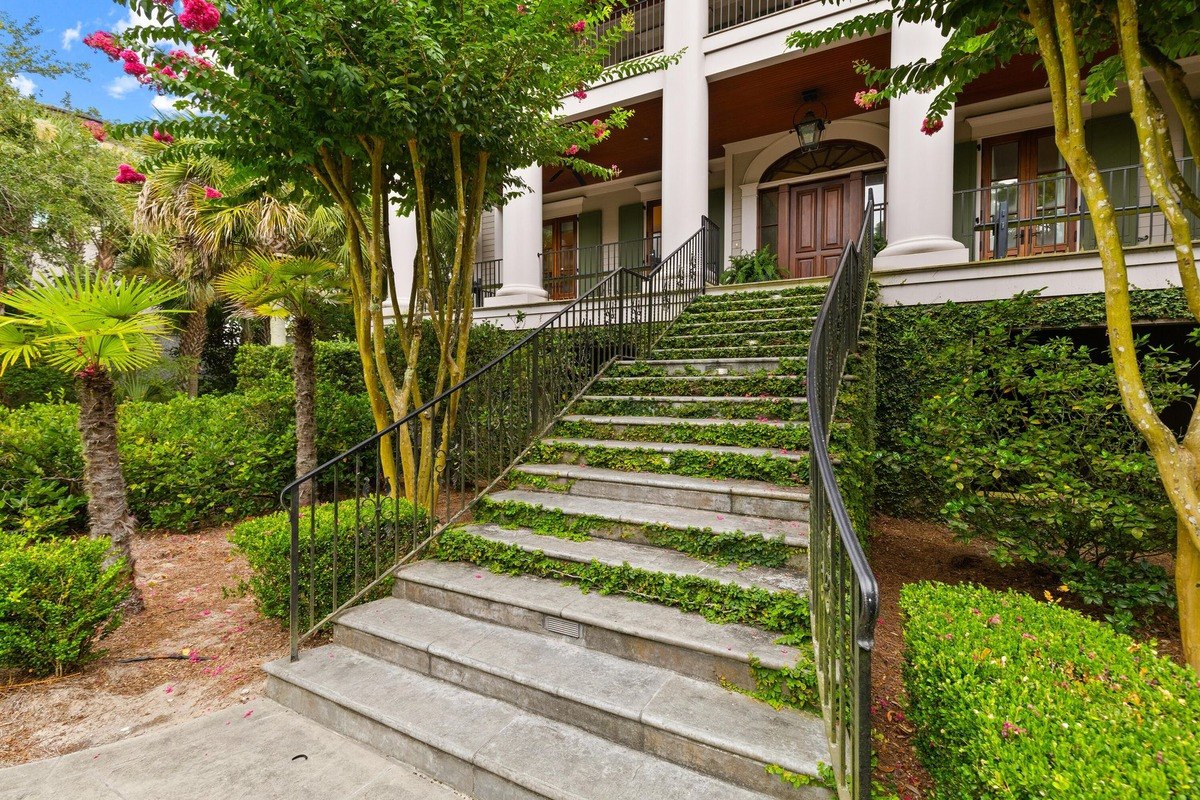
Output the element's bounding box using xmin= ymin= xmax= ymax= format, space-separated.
xmin=516 ymin=3 xmax=528 ymax=12
xmin=179 ymin=0 xmax=221 ymax=33
xmin=123 ymin=58 xmax=148 ymax=77
xmin=573 ymin=88 xmax=588 ymax=100
xmin=164 ymin=685 xmax=174 ymax=694
xmin=243 ymin=709 xmax=253 ymax=718
xmin=153 ymin=129 xmax=175 ymax=144
xmin=1000 ymin=721 xmax=1026 ymax=738
xmin=986 ymin=614 xmax=1002 ymax=626
xmin=204 ymin=186 xmax=222 ymax=199
xmin=82 ymin=120 xmax=106 ymax=141
xmin=570 ymin=20 xmax=587 ymax=33
xmin=157 ymin=65 xmax=179 ymax=80
xmin=853 ymin=88 xmax=880 ymax=110
xmin=119 ymin=49 xmax=139 ymax=62
xmin=114 ymin=164 xmax=147 ymax=184
xmin=591 ymin=119 xmax=608 ymax=140
xmin=564 ymin=144 xmax=579 ymax=156
xmin=921 ymin=117 xmax=944 ymax=136
xmin=83 ymin=31 xmax=121 ymax=59
xmin=610 ymin=164 xmax=621 ymax=177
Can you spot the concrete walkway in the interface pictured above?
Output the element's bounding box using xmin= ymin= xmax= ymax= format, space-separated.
xmin=0 ymin=699 xmax=467 ymax=800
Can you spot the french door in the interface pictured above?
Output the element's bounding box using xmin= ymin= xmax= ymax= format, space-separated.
xmin=542 ymin=216 xmax=578 ymax=300
xmin=981 ymin=130 xmax=1078 ymax=258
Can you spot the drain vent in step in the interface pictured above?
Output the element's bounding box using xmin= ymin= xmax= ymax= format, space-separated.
xmin=544 ymin=616 xmax=582 ymax=638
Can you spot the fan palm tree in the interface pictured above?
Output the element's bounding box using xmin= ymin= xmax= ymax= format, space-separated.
xmin=0 ymin=270 xmax=185 ymax=610
xmin=216 ymin=254 xmax=347 ymax=506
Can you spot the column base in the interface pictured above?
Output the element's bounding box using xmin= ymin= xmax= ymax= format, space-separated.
xmin=484 ymin=284 xmax=549 ymax=308
xmin=875 ymin=236 xmax=970 ymax=270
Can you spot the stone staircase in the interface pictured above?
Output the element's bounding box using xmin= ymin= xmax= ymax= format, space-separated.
xmin=265 ymin=285 xmax=834 ymax=799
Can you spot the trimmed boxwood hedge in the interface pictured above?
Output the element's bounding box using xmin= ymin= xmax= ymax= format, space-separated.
xmin=901 ymin=582 xmax=1200 ymax=798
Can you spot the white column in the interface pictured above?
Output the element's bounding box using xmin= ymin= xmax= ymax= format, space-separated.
xmin=660 ymin=2 xmax=709 ymax=253
xmin=488 ymin=164 xmax=548 ymax=306
xmin=388 ymin=210 xmax=419 ymax=318
xmin=268 ymin=316 xmax=288 ymax=346
xmin=874 ymin=16 xmax=969 ymax=270
xmin=739 ymin=183 xmax=759 ymax=255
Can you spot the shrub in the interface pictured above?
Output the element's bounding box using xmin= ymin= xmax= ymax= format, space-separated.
xmin=721 ymin=248 xmax=781 ymax=285
xmin=0 ymin=479 xmax=87 ymax=540
xmin=0 ymin=360 xmax=75 ymax=408
xmin=901 ymin=582 xmax=1200 ymax=799
xmin=876 ymin=291 xmax=1194 ymax=623
xmin=0 ymin=534 xmax=130 ymax=677
xmin=229 ymin=498 xmax=427 ymax=624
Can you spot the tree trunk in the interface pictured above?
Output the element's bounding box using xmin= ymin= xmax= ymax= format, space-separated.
xmin=1179 ymin=521 xmax=1200 ymax=669
xmin=77 ymin=369 xmax=142 ymax=613
xmin=178 ymin=303 xmax=209 ymax=398
xmin=292 ymin=316 xmax=317 ymax=507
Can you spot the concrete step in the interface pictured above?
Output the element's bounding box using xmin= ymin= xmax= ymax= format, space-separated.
xmin=670 ymin=317 xmax=816 ymax=335
xmin=652 ymin=345 xmax=810 ymax=361
xmin=612 ymin=357 xmax=794 ymax=376
xmin=590 ymin=374 xmax=805 ymax=398
xmin=266 ymin=644 xmax=800 ymax=800
xmin=574 ymin=394 xmax=809 ymax=422
xmin=658 ymin=330 xmax=810 ymax=346
xmin=395 ymin=559 xmax=807 ymax=688
xmin=510 ymin=463 xmax=810 ymax=521
xmin=541 ymin=437 xmax=807 ymax=462
xmin=553 ymin=414 xmax=809 ymax=451
xmin=333 ymin=598 xmax=830 ymax=798
xmin=483 ymin=488 xmax=809 ymax=549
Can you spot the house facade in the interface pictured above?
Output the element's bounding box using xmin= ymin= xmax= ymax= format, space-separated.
xmin=388 ymin=0 xmax=1200 ymax=327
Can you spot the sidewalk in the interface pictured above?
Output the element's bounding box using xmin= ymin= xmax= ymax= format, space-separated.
xmin=0 ymin=699 xmax=467 ymax=800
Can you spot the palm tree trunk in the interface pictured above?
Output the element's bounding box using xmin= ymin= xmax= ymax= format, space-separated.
xmin=179 ymin=303 xmax=208 ymax=397
xmin=292 ymin=316 xmax=317 ymax=507
xmin=77 ymin=369 xmax=143 ymax=613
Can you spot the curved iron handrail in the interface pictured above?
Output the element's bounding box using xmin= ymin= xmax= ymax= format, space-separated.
xmin=283 ymin=218 xmax=720 ymax=659
xmin=806 ymin=196 xmax=880 ymax=799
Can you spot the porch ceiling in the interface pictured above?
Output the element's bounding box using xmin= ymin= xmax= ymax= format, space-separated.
xmin=543 ymin=97 xmax=663 ymax=194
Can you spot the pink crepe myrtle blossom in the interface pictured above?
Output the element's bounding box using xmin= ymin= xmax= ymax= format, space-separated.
xmin=610 ymin=164 xmax=622 ymax=177
xmin=1000 ymin=721 xmax=1026 ymax=738
xmin=204 ymin=186 xmax=223 ymax=199
xmin=573 ymin=88 xmax=588 ymax=100
xmin=570 ymin=20 xmax=587 ymax=33
xmin=83 ymin=120 xmax=106 ymax=142
xmin=153 ymin=129 xmax=175 ymax=144
xmin=591 ymin=119 xmax=608 ymax=140
xmin=157 ymin=65 xmax=180 ymax=80
xmin=853 ymin=88 xmax=880 ymax=110
xmin=179 ymin=0 xmax=221 ymax=33
xmin=83 ymin=31 xmax=121 ymax=59
xmin=921 ymin=117 xmax=944 ymax=136
xmin=517 ymin=3 xmax=528 ymax=12
xmin=563 ymin=144 xmax=580 ymax=156
xmin=114 ymin=164 xmax=147 ymax=184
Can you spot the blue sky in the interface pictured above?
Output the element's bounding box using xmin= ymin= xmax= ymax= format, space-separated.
xmin=2 ymin=0 xmax=172 ymax=123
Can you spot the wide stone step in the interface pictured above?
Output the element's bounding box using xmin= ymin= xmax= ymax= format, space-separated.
xmin=511 ymin=462 xmax=810 ymax=520
xmin=395 ymin=559 xmax=806 ymax=687
xmin=266 ymin=645 xmax=796 ymax=800
xmin=670 ymin=317 xmax=815 ymax=335
xmin=553 ymin=414 xmax=809 ymax=451
xmin=590 ymin=374 xmax=805 ymax=399
xmin=652 ymin=345 xmax=810 ymax=361
xmin=573 ymin=394 xmax=809 ymax=422
xmin=333 ymin=598 xmax=829 ymax=798
xmin=483 ymin=488 xmax=809 ymax=549
xmin=611 ymin=357 xmax=794 ymax=376
xmin=658 ymin=330 xmax=810 ymax=347
xmin=678 ymin=305 xmax=820 ymax=323
xmin=541 ymin=437 xmax=807 ymax=462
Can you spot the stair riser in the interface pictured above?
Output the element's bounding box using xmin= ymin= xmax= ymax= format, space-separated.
xmin=590 ymin=377 xmax=805 ymax=398
xmin=611 ymin=361 xmax=788 ymax=377
xmin=530 ymin=444 xmax=810 ymax=487
xmin=394 ymin=578 xmax=762 ymax=692
xmin=266 ymin=676 xmax=486 ymax=798
xmin=536 ymin=475 xmax=811 ymax=522
xmin=331 ymin=624 xmax=817 ymax=800
xmin=573 ymin=399 xmax=809 ymax=421
xmin=653 ymin=347 xmax=809 ymax=361
xmin=658 ymin=333 xmax=810 ymax=350
xmin=679 ymin=306 xmax=821 ymax=324
xmin=551 ymin=421 xmax=809 ymax=451
xmin=670 ymin=320 xmax=815 ymax=336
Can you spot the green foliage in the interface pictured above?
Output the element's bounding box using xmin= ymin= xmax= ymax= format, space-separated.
xmin=901 ymin=582 xmax=1200 ymax=799
xmin=435 ymin=527 xmax=811 ymax=633
xmin=0 ymin=360 xmax=75 ymax=408
xmin=526 ymin=440 xmax=809 ymax=486
xmin=876 ymin=291 xmax=1188 ymax=621
xmin=658 ymin=329 xmax=809 ymax=351
xmin=654 ymin=344 xmax=809 ymax=361
xmin=721 ymin=248 xmax=783 ymax=285
xmin=229 ymin=498 xmax=427 ymax=624
xmin=552 ymin=418 xmax=809 ymax=450
xmin=0 ymin=534 xmax=129 ymax=677
xmin=730 ymin=654 xmax=820 ymax=713
xmin=591 ymin=374 xmax=805 ymax=398
xmin=572 ymin=397 xmax=809 ymax=421
xmin=0 ymin=479 xmax=86 ymax=540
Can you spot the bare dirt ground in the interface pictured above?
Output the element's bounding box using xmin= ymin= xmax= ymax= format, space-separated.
xmin=0 ymin=527 xmax=288 ymax=766
xmin=867 ymin=514 xmax=1184 ymax=799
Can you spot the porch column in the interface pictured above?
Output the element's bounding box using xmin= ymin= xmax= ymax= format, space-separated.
xmin=489 ymin=164 xmax=548 ymax=305
xmin=874 ymin=16 xmax=969 ymax=269
xmin=388 ymin=210 xmax=419 ymax=317
xmin=660 ymin=2 xmax=709 ymax=253
xmin=269 ymin=316 xmax=288 ymax=346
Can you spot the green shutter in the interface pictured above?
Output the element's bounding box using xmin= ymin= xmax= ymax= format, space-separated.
xmin=577 ymin=210 xmax=603 ymax=277
xmin=618 ymin=203 xmax=644 ymax=242
xmin=708 ymin=187 xmax=725 ymax=266
xmin=1084 ymin=114 xmax=1139 ymax=247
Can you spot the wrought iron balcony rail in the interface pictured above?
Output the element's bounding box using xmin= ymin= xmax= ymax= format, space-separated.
xmin=807 ymin=196 xmax=880 ymax=800
xmin=599 ymin=0 xmax=665 ymax=67
xmin=708 ymin=0 xmax=808 ymax=34
xmin=540 ymin=233 xmax=662 ymax=301
xmin=472 ymin=258 xmax=502 ymax=308
xmin=283 ymin=219 xmax=720 ymax=661
xmin=953 ymin=158 xmax=1200 ymax=261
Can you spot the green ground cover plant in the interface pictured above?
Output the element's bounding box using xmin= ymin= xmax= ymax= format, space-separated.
xmin=901 ymin=582 xmax=1200 ymax=798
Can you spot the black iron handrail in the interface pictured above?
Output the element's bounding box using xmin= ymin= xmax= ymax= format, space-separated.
xmin=472 ymin=257 xmax=502 ymax=307
xmin=541 ymin=234 xmax=662 ymax=300
xmin=283 ymin=218 xmax=721 ymax=660
xmin=806 ymin=195 xmax=880 ymax=799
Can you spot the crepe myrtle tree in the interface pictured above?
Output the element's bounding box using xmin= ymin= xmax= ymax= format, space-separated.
xmin=790 ymin=0 xmax=1200 ymax=668
xmin=0 ymin=271 xmax=185 ymax=611
xmin=95 ymin=0 xmax=678 ymax=515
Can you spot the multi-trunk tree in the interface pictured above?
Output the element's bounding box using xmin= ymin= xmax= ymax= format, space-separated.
xmin=791 ymin=0 xmax=1200 ymax=669
xmin=99 ymin=0 xmax=676 ymax=515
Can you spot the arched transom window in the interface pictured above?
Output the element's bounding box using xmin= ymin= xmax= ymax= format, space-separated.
xmin=761 ymin=140 xmax=885 ymax=184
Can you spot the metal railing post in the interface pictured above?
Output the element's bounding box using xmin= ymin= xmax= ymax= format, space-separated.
xmin=288 ymin=487 xmax=300 ymax=662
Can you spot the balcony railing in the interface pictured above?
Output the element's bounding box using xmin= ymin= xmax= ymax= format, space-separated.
xmin=708 ymin=0 xmax=807 ymax=34
xmin=599 ymin=0 xmax=665 ymax=67
xmin=472 ymin=258 xmax=502 ymax=308
xmin=953 ymin=158 xmax=1200 ymax=261
xmin=540 ymin=234 xmax=663 ymax=300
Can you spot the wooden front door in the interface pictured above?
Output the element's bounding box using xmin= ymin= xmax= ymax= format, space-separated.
xmin=778 ymin=173 xmax=863 ymax=279
xmin=542 ymin=216 xmax=578 ymax=300
xmin=981 ymin=129 xmax=1078 ymax=258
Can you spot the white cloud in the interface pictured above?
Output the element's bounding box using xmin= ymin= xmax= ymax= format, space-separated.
xmin=113 ymin=9 xmax=154 ymax=34
xmin=8 ymin=75 xmax=35 ymax=97
xmin=61 ymin=22 xmax=82 ymax=51
xmin=107 ymin=76 xmax=140 ymax=99
xmin=151 ymin=94 xmax=192 ymax=115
